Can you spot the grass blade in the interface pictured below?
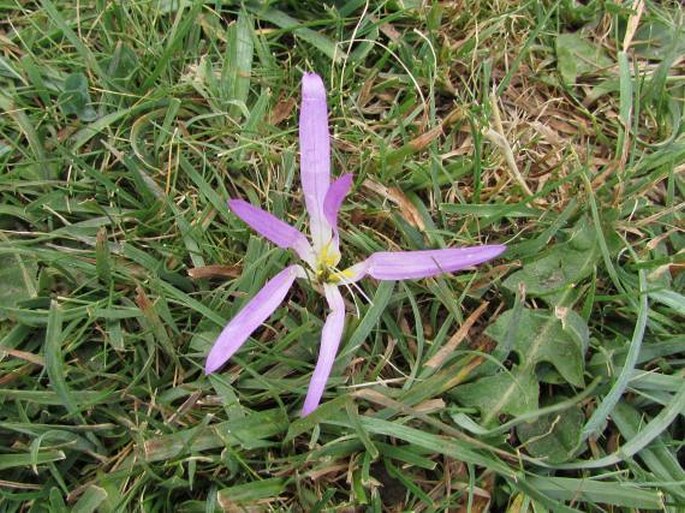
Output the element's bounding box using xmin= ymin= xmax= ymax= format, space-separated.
xmin=44 ymin=300 xmax=78 ymax=417
xmin=581 ymin=270 xmax=648 ymax=440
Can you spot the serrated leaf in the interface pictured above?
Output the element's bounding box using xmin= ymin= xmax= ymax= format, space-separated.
xmin=488 ymin=308 xmax=587 ymax=387
xmin=517 ymin=401 xmax=584 ymax=463
xmin=454 ymin=368 xmax=538 ymax=421
xmin=556 ymin=33 xmax=612 ymax=87
xmin=455 ymin=307 xmax=588 ymax=424
xmin=503 ymin=220 xmax=600 ymax=304
xmin=0 ymin=252 xmax=38 ymax=318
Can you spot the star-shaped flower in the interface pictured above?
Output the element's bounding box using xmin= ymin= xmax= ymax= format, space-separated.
xmin=206 ymin=73 xmax=506 ymax=416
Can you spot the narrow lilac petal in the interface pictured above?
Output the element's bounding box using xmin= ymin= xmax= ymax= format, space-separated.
xmin=301 ymin=284 xmax=345 ymax=416
xmin=323 ymin=174 xmax=353 ymax=227
xmin=323 ymin=173 xmax=353 ymax=251
xmin=229 ymin=199 xmax=314 ymax=265
xmin=205 ymin=265 xmax=301 ymax=374
xmin=354 ymin=245 xmax=507 ymax=281
xmin=299 ymin=72 xmax=332 ymax=250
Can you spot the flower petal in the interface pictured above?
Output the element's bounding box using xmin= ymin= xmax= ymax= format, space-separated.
xmin=205 ymin=265 xmax=302 ymax=374
xmin=301 ymin=284 xmax=346 ymax=416
xmin=299 ymin=72 xmax=332 ymax=251
xmin=343 ymin=245 xmax=506 ymax=281
xmin=323 ymin=173 xmax=353 ymax=252
xmin=229 ymin=199 xmax=314 ymax=265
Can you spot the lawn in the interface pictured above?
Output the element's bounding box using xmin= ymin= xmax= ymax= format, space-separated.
xmin=1 ymin=1 xmax=683 ymax=511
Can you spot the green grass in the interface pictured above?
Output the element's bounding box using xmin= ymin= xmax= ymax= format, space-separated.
xmin=1 ymin=1 xmax=684 ymax=511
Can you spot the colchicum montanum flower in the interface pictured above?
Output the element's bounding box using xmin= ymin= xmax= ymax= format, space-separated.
xmin=206 ymin=73 xmax=506 ymax=416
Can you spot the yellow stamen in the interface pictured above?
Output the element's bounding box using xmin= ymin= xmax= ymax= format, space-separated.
xmin=328 ymin=268 xmax=354 ymax=284
xmin=317 ymin=242 xmax=339 ymax=268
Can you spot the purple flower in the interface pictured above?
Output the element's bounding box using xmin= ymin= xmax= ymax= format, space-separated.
xmin=205 ymin=73 xmax=506 ymax=416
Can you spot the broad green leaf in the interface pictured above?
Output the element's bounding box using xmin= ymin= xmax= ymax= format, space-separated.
xmin=555 ymin=33 xmax=612 ymax=87
xmin=454 ymin=307 xmax=588 ymax=424
xmin=453 ymin=368 xmax=538 ymax=421
xmin=503 ymin=219 xmax=600 ymax=305
xmin=0 ymin=252 xmax=38 ymax=319
xmin=59 ymin=72 xmax=97 ymax=121
xmin=487 ymin=308 xmax=587 ymax=387
xmin=516 ymin=401 xmax=584 ymax=463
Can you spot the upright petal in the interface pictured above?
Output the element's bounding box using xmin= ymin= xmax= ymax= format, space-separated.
xmin=323 ymin=173 xmax=353 ymax=254
xmin=342 ymin=245 xmax=506 ymax=281
xmin=301 ymin=284 xmax=346 ymax=416
xmin=229 ymin=199 xmax=314 ymax=265
xmin=299 ymin=72 xmax=332 ymax=251
xmin=205 ymin=265 xmax=302 ymax=374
